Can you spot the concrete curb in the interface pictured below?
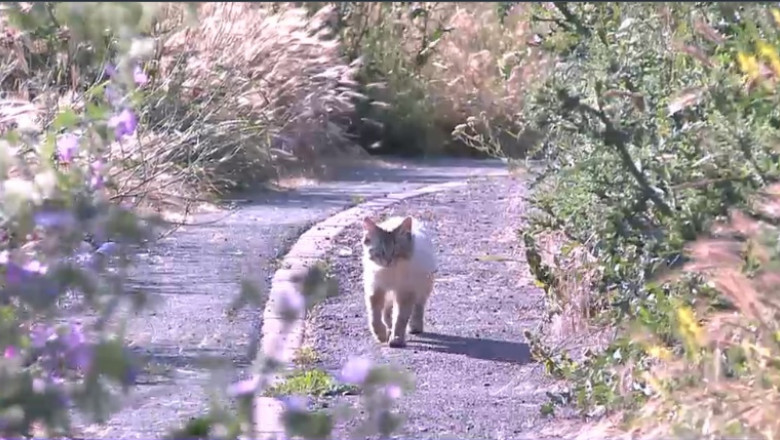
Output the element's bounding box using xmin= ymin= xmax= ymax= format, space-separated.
xmin=252 ymin=172 xmax=507 ymax=440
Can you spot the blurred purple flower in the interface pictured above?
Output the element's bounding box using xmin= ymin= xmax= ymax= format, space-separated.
xmin=109 ymin=109 xmax=138 ymax=139
xmin=30 ymin=325 xmax=55 ymax=348
xmin=3 ymin=346 xmax=16 ymax=359
xmin=61 ymin=324 xmax=85 ymax=349
xmin=104 ymin=85 xmax=120 ymax=106
xmin=227 ymin=374 xmax=259 ymax=396
xmin=339 ymin=356 xmax=372 ymax=385
xmin=34 ymin=210 xmax=76 ymax=229
xmin=384 ymin=384 xmax=402 ymax=400
xmin=89 ymin=160 xmax=105 ymax=190
xmin=56 ymin=133 xmax=79 ymax=164
xmin=4 ymin=262 xmax=25 ymax=286
xmin=103 ymin=63 xmax=116 ymax=79
xmin=3 ymin=260 xmax=45 ymax=286
xmin=61 ymin=325 xmax=92 ymax=371
xmin=133 ymin=65 xmax=148 ymax=85
xmin=278 ymin=286 xmax=305 ymax=317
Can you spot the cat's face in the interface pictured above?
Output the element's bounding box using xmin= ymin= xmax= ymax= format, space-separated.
xmin=361 ymin=217 xmax=414 ymax=267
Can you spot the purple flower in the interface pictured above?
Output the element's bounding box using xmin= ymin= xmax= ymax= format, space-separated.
xmin=104 ymin=85 xmax=120 ymax=106
xmin=3 ymin=260 xmax=45 ymax=286
xmin=227 ymin=374 xmax=260 ymax=396
xmin=109 ymin=109 xmax=138 ymax=139
xmin=277 ymin=285 xmax=305 ymax=319
xmin=384 ymin=384 xmax=402 ymax=400
xmin=61 ymin=325 xmax=92 ymax=371
xmin=339 ymin=356 xmax=372 ymax=385
xmin=34 ymin=210 xmax=76 ymax=229
xmin=56 ymin=133 xmax=79 ymax=164
xmin=103 ymin=63 xmax=116 ymax=79
xmin=3 ymin=346 xmax=16 ymax=359
xmin=30 ymin=325 xmax=55 ymax=348
xmin=5 ymin=262 xmax=26 ymax=285
xmin=89 ymin=160 xmax=105 ymax=190
xmin=133 ymin=65 xmax=148 ymax=86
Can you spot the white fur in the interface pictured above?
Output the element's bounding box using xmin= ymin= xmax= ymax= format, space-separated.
xmin=362 ymin=216 xmax=437 ymax=286
xmin=361 ymin=216 xmax=437 ymax=347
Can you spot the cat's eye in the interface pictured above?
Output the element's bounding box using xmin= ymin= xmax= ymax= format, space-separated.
xmin=363 ymin=237 xmax=371 ymax=245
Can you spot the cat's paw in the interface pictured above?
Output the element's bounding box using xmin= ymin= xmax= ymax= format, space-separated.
xmin=388 ymin=336 xmax=407 ymax=348
xmin=372 ymin=329 xmax=389 ymax=343
xmin=409 ymin=325 xmax=424 ymax=335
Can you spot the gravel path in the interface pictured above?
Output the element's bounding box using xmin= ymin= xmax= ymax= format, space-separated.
xmin=74 ymin=158 xmax=508 ymax=439
xmin=305 ymin=175 xmax=565 ymax=439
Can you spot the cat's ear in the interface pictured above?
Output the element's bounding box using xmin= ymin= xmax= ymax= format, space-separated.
xmin=398 ymin=217 xmax=413 ymax=233
xmin=362 ymin=217 xmax=377 ymax=232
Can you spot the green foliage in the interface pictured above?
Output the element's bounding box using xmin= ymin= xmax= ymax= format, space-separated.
xmin=266 ymin=369 xmax=358 ymax=398
xmin=520 ymin=1 xmax=780 ymax=423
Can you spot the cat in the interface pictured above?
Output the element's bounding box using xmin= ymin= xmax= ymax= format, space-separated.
xmin=361 ymin=215 xmax=436 ymax=348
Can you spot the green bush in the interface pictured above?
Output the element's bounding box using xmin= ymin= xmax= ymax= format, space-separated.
xmin=515 ymin=2 xmax=780 ymax=435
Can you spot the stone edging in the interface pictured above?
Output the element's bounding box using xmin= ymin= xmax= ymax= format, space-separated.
xmin=252 ymin=173 xmax=506 ymax=440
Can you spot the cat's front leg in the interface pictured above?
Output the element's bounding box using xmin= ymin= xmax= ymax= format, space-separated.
xmin=410 ymin=274 xmax=433 ymax=334
xmin=365 ymin=286 xmax=388 ymax=343
xmin=389 ymin=295 xmax=414 ymax=348
xmin=409 ymin=303 xmax=425 ymax=334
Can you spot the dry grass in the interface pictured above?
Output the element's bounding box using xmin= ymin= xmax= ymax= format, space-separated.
xmin=0 ymin=3 xmax=372 ymax=218
xmin=146 ymin=3 xmax=366 ymax=192
xmin=535 ymin=230 xmax=607 ymax=349
xmin=620 ymin=182 xmax=780 ymax=439
xmin=430 ymin=3 xmax=550 ymax=157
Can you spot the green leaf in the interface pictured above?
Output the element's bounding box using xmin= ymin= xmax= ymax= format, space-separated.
xmin=52 ymin=108 xmax=80 ymax=131
xmin=86 ymin=102 xmax=110 ymax=121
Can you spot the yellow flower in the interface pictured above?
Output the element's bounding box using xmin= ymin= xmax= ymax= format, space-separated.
xmin=757 ymin=40 xmax=780 ymax=77
xmin=677 ymin=306 xmax=705 ymax=345
xmin=647 ymin=344 xmax=672 ymax=360
xmin=737 ymin=52 xmax=760 ymax=80
xmin=772 ymin=9 xmax=780 ymax=27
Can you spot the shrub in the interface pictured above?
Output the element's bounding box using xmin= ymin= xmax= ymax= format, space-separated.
xmin=326 ymin=2 xmax=545 ymax=157
xmin=515 ymin=2 xmax=780 ymax=435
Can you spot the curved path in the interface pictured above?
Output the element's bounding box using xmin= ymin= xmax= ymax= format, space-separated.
xmin=300 ymin=174 xmax=564 ymax=439
xmin=76 ymin=158 xmax=508 ymax=439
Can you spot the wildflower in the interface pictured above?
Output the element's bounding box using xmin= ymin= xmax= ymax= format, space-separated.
xmin=737 ymin=52 xmax=760 ymax=81
xmin=278 ymin=286 xmax=305 ymax=319
xmin=89 ymin=160 xmax=105 ymax=190
xmin=772 ymin=9 xmax=780 ymax=27
xmin=109 ymin=109 xmax=138 ymax=139
xmin=30 ymin=325 xmax=55 ymax=348
xmin=61 ymin=325 xmax=92 ymax=371
xmin=384 ymin=384 xmax=403 ymax=400
xmin=227 ymin=374 xmax=260 ymax=396
xmin=104 ymin=85 xmax=121 ymax=106
xmin=34 ymin=210 xmax=76 ymax=229
xmin=646 ymin=344 xmax=672 ymax=361
xmin=339 ymin=356 xmax=372 ymax=385
xmin=133 ymin=65 xmax=148 ymax=86
xmin=4 ymin=260 xmax=45 ymax=286
xmin=3 ymin=346 xmax=16 ymax=359
xmin=103 ymin=63 xmax=116 ymax=79
xmin=757 ymin=40 xmax=780 ymax=77
xmin=56 ymin=133 xmax=79 ymax=164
